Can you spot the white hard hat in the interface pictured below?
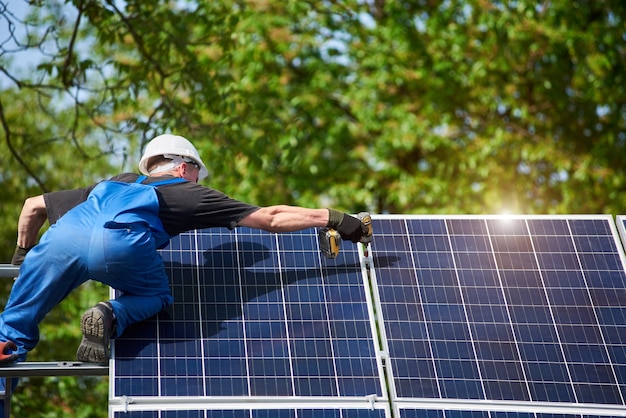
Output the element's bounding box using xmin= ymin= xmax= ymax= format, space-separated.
xmin=138 ymin=134 xmax=208 ymax=180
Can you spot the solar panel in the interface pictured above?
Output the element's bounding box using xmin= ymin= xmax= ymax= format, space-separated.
xmin=110 ymin=215 xmax=626 ymax=417
xmin=369 ymin=215 xmax=626 ymax=417
xmin=110 ymin=227 xmax=387 ymax=416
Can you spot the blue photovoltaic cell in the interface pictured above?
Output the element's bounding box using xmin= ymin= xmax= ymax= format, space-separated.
xmin=111 ymin=215 xmax=626 ymax=417
xmin=373 ymin=216 xmax=626 ymax=406
xmin=112 ymin=227 xmax=383 ymax=402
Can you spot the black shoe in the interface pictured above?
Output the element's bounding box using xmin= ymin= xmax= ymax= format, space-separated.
xmin=76 ymin=301 xmax=115 ymax=363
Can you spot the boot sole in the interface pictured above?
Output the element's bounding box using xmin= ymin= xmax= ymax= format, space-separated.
xmin=76 ymin=305 xmax=111 ymax=363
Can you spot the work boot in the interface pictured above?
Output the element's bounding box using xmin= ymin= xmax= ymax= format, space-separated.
xmin=76 ymin=301 xmax=116 ymax=363
xmin=0 ymin=341 xmax=18 ymax=365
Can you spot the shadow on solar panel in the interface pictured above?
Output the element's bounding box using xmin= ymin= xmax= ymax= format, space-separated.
xmin=120 ymin=241 xmax=398 ymax=347
xmin=112 ymin=229 xmax=396 ymax=402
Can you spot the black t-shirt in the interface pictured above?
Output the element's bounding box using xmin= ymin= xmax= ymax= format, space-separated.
xmin=43 ymin=173 xmax=260 ymax=236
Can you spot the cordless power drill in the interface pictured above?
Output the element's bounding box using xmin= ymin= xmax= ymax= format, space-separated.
xmin=319 ymin=212 xmax=373 ymax=258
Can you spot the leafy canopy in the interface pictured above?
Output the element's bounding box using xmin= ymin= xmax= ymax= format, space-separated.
xmin=0 ymin=0 xmax=625 ymax=415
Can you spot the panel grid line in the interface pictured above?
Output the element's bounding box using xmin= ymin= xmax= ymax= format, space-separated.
xmin=314 ymin=232 xmax=344 ymax=399
xmin=565 ymin=219 xmax=625 ymax=406
xmin=405 ymin=218 xmax=444 ymax=400
xmin=234 ymin=229 xmax=253 ymax=398
xmin=526 ymin=219 xmax=577 ymax=402
xmin=444 ymin=219 xmax=488 ymax=400
xmin=193 ymin=229 xmax=208 ymax=398
xmin=485 ymin=219 xmax=532 ymax=402
xmin=274 ymin=233 xmax=297 ymax=397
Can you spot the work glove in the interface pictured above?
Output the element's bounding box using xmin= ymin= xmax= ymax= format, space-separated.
xmin=11 ymin=245 xmax=32 ymax=266
xmin=327 ymin=209 xmax=369 ymax=243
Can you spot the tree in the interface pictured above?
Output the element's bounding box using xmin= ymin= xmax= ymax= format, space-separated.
xmin=3 ymin=1 xmax=625 ymax=214
xmin=1 ymin=0 xmax=625 ymax=415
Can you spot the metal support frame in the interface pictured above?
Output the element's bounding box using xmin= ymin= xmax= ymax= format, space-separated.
xmin=0 ymin=362 xmax=109 ymax=417
xmin=0 ymin=265 xmax=19 ymax=279
xmin=0 ymin=265 xmax=109 ymax=416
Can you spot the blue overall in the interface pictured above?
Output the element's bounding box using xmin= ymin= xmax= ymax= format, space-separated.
xmin=0 ymin=175 xmax=186 ymax=361
xmin=0 ymin=176 xmax=185 ymax=415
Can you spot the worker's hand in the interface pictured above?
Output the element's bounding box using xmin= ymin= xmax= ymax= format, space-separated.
xmin=11 ymin=245 xmax=32 ymax=265
xmin=327 ymin=209 xmax=369 ymax=243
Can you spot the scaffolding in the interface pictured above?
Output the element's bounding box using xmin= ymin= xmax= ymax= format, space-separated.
xmin=0 ymin=264 xmax=109 ymax=417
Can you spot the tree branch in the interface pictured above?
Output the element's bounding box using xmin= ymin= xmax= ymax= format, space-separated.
xmin=61 ymin=0 xmax=84 ymax=87
xmin=0 ymin=95 xmax=49 ymax=192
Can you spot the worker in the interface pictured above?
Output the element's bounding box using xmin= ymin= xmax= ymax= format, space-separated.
xmin=0 ymin=133 xmax=369 ymax=370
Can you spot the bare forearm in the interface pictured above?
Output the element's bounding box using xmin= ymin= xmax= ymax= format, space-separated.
xmin=238 ymin=206 xmax=329 ymax=233
xmin=17 ymin=195 xmax=47 ymax=248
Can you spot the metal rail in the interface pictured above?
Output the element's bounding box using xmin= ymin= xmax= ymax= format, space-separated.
xmin=0 ymin=264 xmax=19 ymax=278
xmin=0 ymin=361 xmax=108 ymax=377
xmin=0 ymin=265 xmax=108 ymax=416
xmin=0 ymin=362 xmax=108 ymax=417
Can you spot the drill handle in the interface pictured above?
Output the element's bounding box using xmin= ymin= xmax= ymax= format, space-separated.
xmin=319 ymin=228 xmax=341 ymax=259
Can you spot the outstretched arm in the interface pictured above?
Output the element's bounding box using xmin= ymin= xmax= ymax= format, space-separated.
xmin=238 ymin=206 xmax=367 ymax=243
xmin=238 ymin=205 xmax=329 ymax=232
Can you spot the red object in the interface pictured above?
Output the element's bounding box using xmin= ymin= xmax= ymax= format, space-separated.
xmin=0 ymin=341 xmax=17 ymax=365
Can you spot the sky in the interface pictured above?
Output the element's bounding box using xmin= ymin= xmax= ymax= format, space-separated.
xmin=1 ymin=0 xmax=40 ymax=87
